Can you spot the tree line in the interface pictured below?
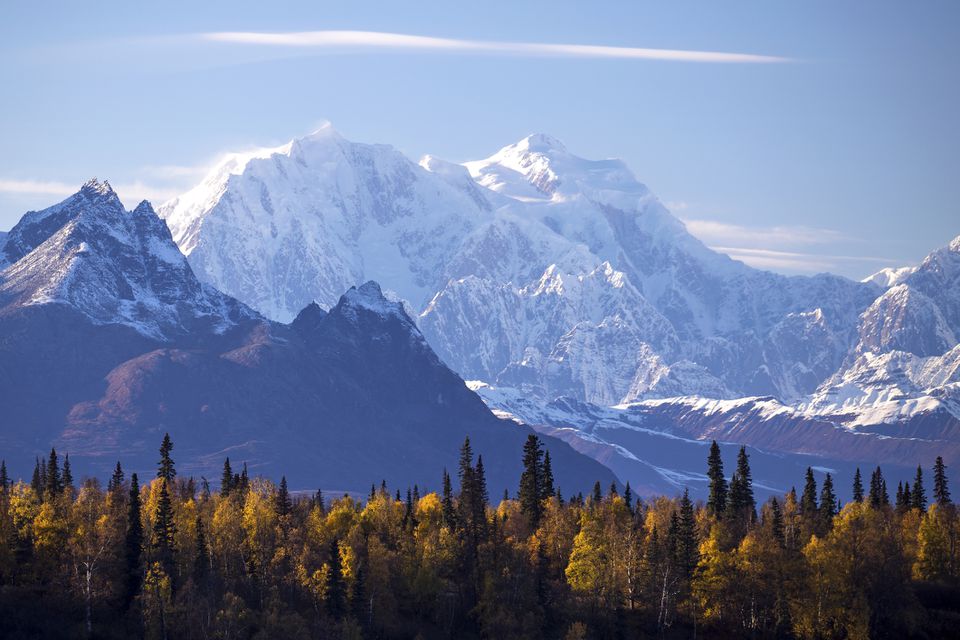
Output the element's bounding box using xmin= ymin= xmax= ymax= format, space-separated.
xmin=0 ymin=435 xmax=958 ymax=639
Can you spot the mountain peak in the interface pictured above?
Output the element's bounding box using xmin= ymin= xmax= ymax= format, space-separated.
xmin=950 ymin=235 xmax=960 ymax=253
xmin=80 ymin=178 xmax=117 ymax=199
xmin=518 ymin=133 xmax=567 ymax=154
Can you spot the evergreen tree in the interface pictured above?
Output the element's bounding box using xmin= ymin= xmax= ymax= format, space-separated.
xmin=676 ymin=489 xmax=698 ymax=579
xmin=706 ymin=440 xmax=728 ymax=515
xmin=728 ymin=446 xmax=756 ymax=526
xmin=475 ymin=454 xmax=489 ymax=507
xmin=220 ymin=457 xmax=233 ymax=496
xmin=895 ymin=482 xmax=907 ymax=513
xmin=46 ymin=447 xmax=62 ymax=498
xmin=913 ymin=465 xmax=927 ymax=511
xmin=108 ymin=461 xmax=124 ymax=495
xmin=769 ymin=497 xmax=786 ymax=547
xmin=153 ymin=479 xmax=177 ymax=579
xmin=519 ymin=435 xmax=545 ymax=527
xmin=194 ymin=515 xmax=210 ymax=584
xmin=157 ymin=433 xmax=176 ymax=484
xmin=540 ymin=449 xmax=555 ymax=501
xmin=124 ymin=473 xmax=144 ymax=609
xmin=0 ymin=459 xmax=8 ymax=492
xmin=315 ymin=489 xmax=325 ymax=514
xmin=869 ymin=466 xmax=889 ymax=508
xmin=934 ymin=456 xmax=951 ymax=506
xmin=441 ymin=468 xmax=456 ymax=529
xmin=61 ymin=454 xmax=73 ymax=492
xmin=403 ymin=488 xmax=416 ymax=530
xmin=239 ymin=463 xmax=249 ymax=494
xmin=800 ymin=467 xmax=818 ymax=517
xmin=326 ymin=538 xmax=346 ymax=618
xmin=852 ymin=467 xmax=864 ymax=503
xmin=624 ymin=482 xmax=633 ymax=514
xmin=592 ymin=481 xmax=603 ymax=505
xmin=275 ymin=476 xmax=292 ymax=519
xmin=903 ymin=483 xmax=913 ymax=514
xmin=350 ymin=566 xmax=368 ymax=626
xmin=819 ymin=473 xmax=837 ymax=531
xmin=31 ymin=457 xmax=42 ymax=495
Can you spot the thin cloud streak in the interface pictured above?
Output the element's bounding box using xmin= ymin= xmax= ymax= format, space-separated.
xmin=683 ymin=218 xmax=848 ymax=248
xmin=200 ymin=31 xmax=791 ymax=64
xmin=0 ymin=178 xmax=180 ymax=207
xmin=715 ymin=246 xmax=902 ymax=274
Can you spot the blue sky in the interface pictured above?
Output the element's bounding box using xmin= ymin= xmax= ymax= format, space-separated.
xmin=1 ymin=1 xmax=957 ymax=279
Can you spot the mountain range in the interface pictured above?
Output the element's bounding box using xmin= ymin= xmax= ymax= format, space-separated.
xmin=156 ymin=126 xmax=960 ymax=497
xmin=2 ymin=125 xmax=956 ymax=499
xmin=0 ymin=179 xmax=617 ymax=496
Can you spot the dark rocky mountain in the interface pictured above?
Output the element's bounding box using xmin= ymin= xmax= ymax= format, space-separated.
xmin=0 ymin=182 xmax=617 ymax=495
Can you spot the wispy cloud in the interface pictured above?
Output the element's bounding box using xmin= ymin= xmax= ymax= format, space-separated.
xmin=0 ymin=178 xmax=180 ymax=207
xmin=681 ymin=217 xmax=902 ymax=275
xmin=199 ymin=31 xmax=791 ymax=64
xmin=714 ymin=246 xmax=901 ymax=274
xmin=683 ymin=218 xmax=848 ymax=248
xmin=0 ymin=179 xmax=76 ymax=197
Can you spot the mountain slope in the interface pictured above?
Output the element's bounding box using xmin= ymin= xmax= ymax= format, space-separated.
xmin=0 ymin=184 xmax=617 ymax=495
xmin=160 ymin=128 xmax=878 ymax=406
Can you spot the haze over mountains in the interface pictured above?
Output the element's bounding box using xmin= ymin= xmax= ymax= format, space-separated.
xmin=155 ymin=125 xmax=960 ymax=496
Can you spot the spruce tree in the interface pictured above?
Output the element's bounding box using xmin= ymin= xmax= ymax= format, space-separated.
xmin=441 ymin=469 xmax=456 ymax=529
xmin=852 ymin=467 xmax=864 ymax=503
xmin=350 ymin=566 xmax=368 ymax=626
xmin=819 ymin=473 xmax=837 ymax=531
xmin=326 ymin=538 xmax=346 ymax=618
xmin=800 ymin=468 xmax=818 ymax=517
xmin=109 ymin=461 xmax=124 ymax=495
xmin=913 ymin=465 xmax=927 ymax=511
xmin=676 ymin=489 xmax=698 ymax=579
xmin=153 ymin=479 xmax=177 ymax=579
xmin=275 ymin=476 xmax=292 ymax=519
xmin=624 ymin=482 xmax=633 ymax=514
xmin=934 ymin=456 xmax=951 ymax=506
xmin=315 ymin=489 xmax=325 ymax=514
xmin=194 ymin=515 xmax=210 ymax=584
xmin=869 ymin=466 xmax=889 ymax=508
xmin=728 ymin=446 xmax=756 ymax=526
xmin=46 ymin=447 xmax=62 ymax=498
xmin=220 ymin=458 xmax=233 ymax=496
xmin=592 ymin=481 xmax=603 ymax=505
xmin=769 ymin=497 xmax=785 ymax=547
xmin=157 ymin=433 xmax=176 ymax=484
xmin=124 ymin=473 xmax=144 ymax=609
xmin=540 ymin=449 xmax=555 ymax=501
xmin=239 ymin=463 xmax=249 ymax=494
xmin=31 ymin=457 xmax=42 ymax=495
xmin=0 ymin=460 xmax=8 ymax=492
xmin=61 ymin=454 xmax=73 ymax=492
xmin=895 ymin=482 xmax=907 ymax=513
xmin=903 ymin=482 xmax=913 ymax=513
xmin=706 ymin=440 xmax=727 ymax=515
xmin=475 ymin=455 xmax=489 ymax=507
xmin=519 ymin=435 xmax=545 ymax=527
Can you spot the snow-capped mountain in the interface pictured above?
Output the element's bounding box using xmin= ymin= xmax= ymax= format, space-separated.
xmin=0 ymin=182 xmax=616 ymax=494
xmin=159 ymin=127 xmax=877 ymax=406
xmin=1 ymin=179 xmax=251 ymax=340
xmin=152 ymin=126 xmax=960 ymax=492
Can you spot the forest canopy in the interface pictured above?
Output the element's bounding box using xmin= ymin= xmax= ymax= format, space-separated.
xmin=0 ymin=435 xmax=958 ymax=639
